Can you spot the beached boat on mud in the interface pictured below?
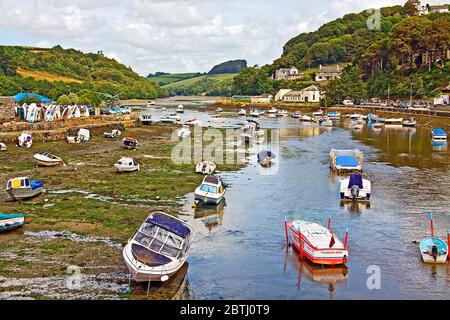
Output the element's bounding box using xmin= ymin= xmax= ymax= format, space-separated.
xmin=18 ymin=133 xmax=32 ymax=148
xmin=122 ymin=137 xmax=139 ymax=149
xmin=196 ymin=161 xmax=216 ymax=175
xmin=194 ymin=175 xmax=226 ymax=205
xmin=0 ymin=213 xmax=25 ymax=232
xmin=104 ymin=129 xmax=122 ymax=139
xmin=184 ymin=118 xmax=202 ymax=126
xmin=139 ymin=113 xmax=153 ymax=125
xmin=115 ymin=157 xmax=140 ymax=173
xmin=33 ymin=151 xmax=64 ymax=167
xmin=431 ymin=128 xmax=447 ymax=140
xmin=419 ymin=213 xmax=448 ymax=264
xmin=122 ymin=211 xmax=195 ymax=282
xmin=6 ymin=177 xmax=44 ymax=201
xmin=257 ymin=150 xmax=274 ymax=167
xmin=0 ymin=143 xmax=7 ymax=151
xmin=340 ymin=174 xmax=371 ymax=201
xmin=286 ymin=218 xmax=349 ymax=266
xmin=402 ymin=118 xmax=416 ymax=127
xmin=329 ymin=149 xmax=363 ymax=174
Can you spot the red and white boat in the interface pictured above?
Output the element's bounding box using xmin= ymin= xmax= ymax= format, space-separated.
xmin=285 ymin=217 xmax=349 ymax=266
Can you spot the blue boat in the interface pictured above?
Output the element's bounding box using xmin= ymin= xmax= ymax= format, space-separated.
xmin=419 ymin=213 xmax=448 ymax=263
xmin=431 ymin=128 xmax=447 ymax=140
xmin=0 ymin=213 xmax=26 ymax=232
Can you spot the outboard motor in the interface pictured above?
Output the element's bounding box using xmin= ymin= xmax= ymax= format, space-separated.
xmin=431 ymin=245 xmax=438 ymax=261
xmin=202 ymin=164 xmax=207 ymax=173
xmin=350 ymin=185 xmax=360 ymax=199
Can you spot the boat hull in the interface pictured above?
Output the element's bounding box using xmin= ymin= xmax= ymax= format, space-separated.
xmin=194 ymin=190 xmax=225 ymax=205
xmin=419 ymin=237 xmax=448 ymax=264
xmin=34 ymin=159 xmax=63 ymax=167
xmin=6 ymin=187 xmax=43 ymax=201
xmin=0 ymin=216 xmax=25 ymax=232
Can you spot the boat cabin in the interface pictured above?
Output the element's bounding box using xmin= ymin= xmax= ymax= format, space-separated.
xmin=199 ymin=176 xmax=224 ymax=195
xmin=7 ymin=177 xmax=42 ymax=190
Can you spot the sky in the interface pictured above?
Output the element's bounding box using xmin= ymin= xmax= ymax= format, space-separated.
xmin=0 ymin=0 xmax=445 ymax=75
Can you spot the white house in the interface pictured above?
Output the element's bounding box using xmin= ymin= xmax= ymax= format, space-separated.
xmin=250 ymin=94 xmax=273 ymax=103
xmin=282 ymin=85 xmax=322 ymax=103
xmin=274 ymin=89 xmax=293 ymax=101
xmin=429 ymin=4 xmax=449 ymax=13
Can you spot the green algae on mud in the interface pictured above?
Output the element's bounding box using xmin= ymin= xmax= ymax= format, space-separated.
xmin=0 ymin=124 xmax=243 ymax=299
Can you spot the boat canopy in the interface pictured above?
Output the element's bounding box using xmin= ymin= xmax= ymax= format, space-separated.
xmin=131 ymin=243 xmax=172 ymax=267
xmin=348 ymin=174 xmax=363 ymax=188
xmin=336 ymin=156 xmax=358 ymax=168
xmin=432 ymin=128 xmax=446 ymax=136
xmin=14 ymin=93 xmax=53 ymax=104
xmin=258 ymin=150 xmax=275 ymax=161
xmin=204 ymin=175 xmax=220 ymax=185
xmin=146 ymin=213 xmax=191 ymax=238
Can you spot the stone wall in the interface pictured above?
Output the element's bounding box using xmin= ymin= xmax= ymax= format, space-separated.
xmin=0 ymin=97 xmax=16 ymax=123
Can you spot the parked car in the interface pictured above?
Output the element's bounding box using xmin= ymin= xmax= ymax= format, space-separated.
xmin=342 ymin=99 xmax=354 ymax=106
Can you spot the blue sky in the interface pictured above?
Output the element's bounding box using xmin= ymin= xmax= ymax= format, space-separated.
xmin=0 ymin=0 xmax=445 ymax=75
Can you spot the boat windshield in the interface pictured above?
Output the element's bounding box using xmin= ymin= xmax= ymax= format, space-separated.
xmin=134 ymin=222 xmax=184 ymax=258
xmin=200 ymin=184 xmax=217 ymax=193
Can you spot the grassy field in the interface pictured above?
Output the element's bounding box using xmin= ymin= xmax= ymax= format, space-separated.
xmin=16 ymin=67 xmax=83 ymax=83
xmin=148 ymin=73 xmax=201 ymax=86
xmin=162 ymin=73 xmax=238 ymax=89
xmin=0 ymin=124 xmax=243 ymax=299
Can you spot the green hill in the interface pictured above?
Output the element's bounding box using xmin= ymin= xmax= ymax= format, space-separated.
xmin=148 ymin=72 xmax=202 ymax=86
xmin=0 ymin=45 xmax=165 ymax=105
xmin=233 ymin=1 xmax=450 ymax=100
xmin=163 ymin=73 xmax=238 ymax=96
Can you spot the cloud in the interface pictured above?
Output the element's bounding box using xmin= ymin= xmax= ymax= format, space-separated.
xmin=0 ymin=0 xmax=446 ymax=75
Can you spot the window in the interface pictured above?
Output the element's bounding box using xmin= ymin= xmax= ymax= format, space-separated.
xmin=200 ymin=184 xmax=217 ymax=193
xmin=135 ymin=232 xmax=152 ymax=247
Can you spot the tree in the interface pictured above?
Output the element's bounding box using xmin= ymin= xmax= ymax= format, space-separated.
xmin=57 ymin=94 xmax=71 ymax=105
xmin=233 ymin=67 xmax=273 ymax=95
xmin=68 ymin=92 xmax=79 ymax=104
xmin=323 ymin=65 xmax=366 ymax=104
xmin=402 ymin=0 xmax=419 ymax=16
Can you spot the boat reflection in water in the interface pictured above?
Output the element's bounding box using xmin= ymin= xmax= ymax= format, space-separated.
xmin=340 ymin=200 xmax=371 ymax=213
xmin=284 ymin=252 xmax=348 ymax=296
xmin=194 ymin=200 xmax=226 ymax=233
xmin=432 ymin=140 xmax=447 ymax=152
xmin=130 ymin=262 xmax=190 ymax=300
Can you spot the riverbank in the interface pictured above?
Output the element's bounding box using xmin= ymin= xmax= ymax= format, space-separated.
xmin=0 ymin=123 xmax=242 ymax=299
xmin=210 ymin=99 xmax=321 ymax=112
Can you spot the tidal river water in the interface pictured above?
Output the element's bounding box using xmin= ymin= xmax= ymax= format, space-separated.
xmin=158 ymin=106 xmax=450 ymax=300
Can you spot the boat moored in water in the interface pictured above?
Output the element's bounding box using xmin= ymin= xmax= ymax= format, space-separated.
xmin=194 ymin=175 xmax=226 ymax=205
xmin=176 ymin=104 xmax=184 ymax=113
xmin=327 ymin=111 xmax=340 ymax=120
xmin=33 ymin=151 xmax=64 ymax=167
xmin=431 ymin=128 xmax=447 ymax=140
xmin=402 ymin=117 xmax=416 ymax=127
xmin=292 ymin=111 xmax=301 ymax=118
xmin=286 ymin=218 xmax=349 ymax=266
xmin=340 ymin=174 xmax=371 ymax=201
xmin=6 ymin=177 xmax=44 ymax=201
xmin=257 ymin=150 xmax=275 ymax=167
xmin=419 ymin=213 xmax=448 ymax=264
xmin=0 ymin=213 xmax=25 ymax=232
xmin=238 ymin=109 xmax=246 ymax=116
xmin=122 ymin=211 xmax=195 ymax=282
xmin=184 ymin=118 xmax=202 ymax=126
xmin=329 ymin=149 xmax=363 ymax=175
xmin=384 ymin=117 xmax=403 ymax=124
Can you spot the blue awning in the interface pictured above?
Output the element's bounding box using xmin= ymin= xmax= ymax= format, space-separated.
xmin=336 ymin=155 xmax=358 ymax=168
xmin=14 ymin=93 xmax=54 ymax=104
xmin=146 ymin=213 xmax=191 ymax=238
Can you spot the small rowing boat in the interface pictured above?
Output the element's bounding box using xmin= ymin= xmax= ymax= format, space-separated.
xmin=0 ymin=213 xmax=25 ymax=232
xmin=285 ymin=217 xmax=349 ymax=266
xmin=33 ymin=151 xmax=64 ymax=167
xmin=122 ymin=137 xmax=139 ymax=149
xmin=419 ymin=213 xmax=448 ymax=264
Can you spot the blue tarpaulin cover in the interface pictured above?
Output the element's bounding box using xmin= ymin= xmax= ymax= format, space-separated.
xmin=432 ymin=128 xmax=446 ymax=136
xmin=348 ymin=174 xmax=363 ymax=188
xmin=336 ymin=156 xmax=358 ymax=168
xmin=30 ymin=180 xmax=43 ymax=190
xmin=14 ymin=93 xmax=54 ymax=104
xmin=147 ymin=213 xmax=191 ymax=238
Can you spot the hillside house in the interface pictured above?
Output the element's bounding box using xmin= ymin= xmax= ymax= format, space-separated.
xmin=0 ymin=96 xmax=16 ymax=122
xmin=273 ymin=66 xmax=303 ymax=81
xmin=315 ymin=65 xmax=342 ymax=81
xmin=250 ymin=94 xmax=273 ymax=103
xmin=282 ymin=85 xmax=322 ymax=103
xmin=274 ymin=89 xmax=293 ymax=101
xmin=429 ymin=4 xmax=449 ymax=13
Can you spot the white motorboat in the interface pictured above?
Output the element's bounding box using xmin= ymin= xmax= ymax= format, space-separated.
xmin=160 ymin=113 xmax=180 ymax=123
xmin=0 ymin=143 xmax=7 ymax=151
xmin=176 ymin=104 xmax=184 ymax=113
xmin=340 ymin=174 xmax=371 ymax=201
xmin=122 ymin=211 xmax=195 ymax=282
xmin=177 ymin=126 xmax=191 ymax=138
xmin=33 ymin=151 xmax=64 ymax=167
xmin=299 ymin=115 xmax=313 ymax=122
xmin=184 ymin=118 xmax=202 ymax=126
xmin=292 ymin=111 xmax=301 ymax=118
xmin=215 ymin=108 xmax=223 ymax=112
xmin=209 ymin=115 xmax=226 ymax=123
xmin=349 ymin=113 xmax=362 ymax=120
xmin=321 ymin=119 xmax=333 ymax=127
xmin=194 ymin=175 xmax=226 ymax=205
xmin=249 ymin=109 xmax=261 ymax=117
xmin=18 ymin=133 xmax=32 ymax=148
xmin=313 ymin=110 xmax=323 ymax=117
xmin=6 ymin=177 xmax=44 ymax=201
xmin=267 ymin=107 xmax=278 ymax=117
xmin=139 ymin=113 xmax=153 ymax=125
xmin=327 ymin=112 xmax=341 ymax=120
xmin=277 ymin=110 xmax=288 ymax=117
xmin=238 ymin=109 xmax=246 ymax=116
xmin=104 ymin=129 xmax=122 ymax=139
xmin=196 ymin=161 xmax=216 ymax=175
xmin=384 ymin=117 xmax=403 ymax=124
xmin=115 ymin=157 xmax=140 ymax=172
xmin=402 ymin=118 xmax=416 ymax=127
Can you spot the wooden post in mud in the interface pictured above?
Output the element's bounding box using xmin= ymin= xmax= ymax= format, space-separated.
xmin=429 ymin=212 xmax=435 ymax=237
xmin=284 ymin=215 xmax=290 ymax=249
xmin=344 ymin=228 xmax=349 ymax=249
